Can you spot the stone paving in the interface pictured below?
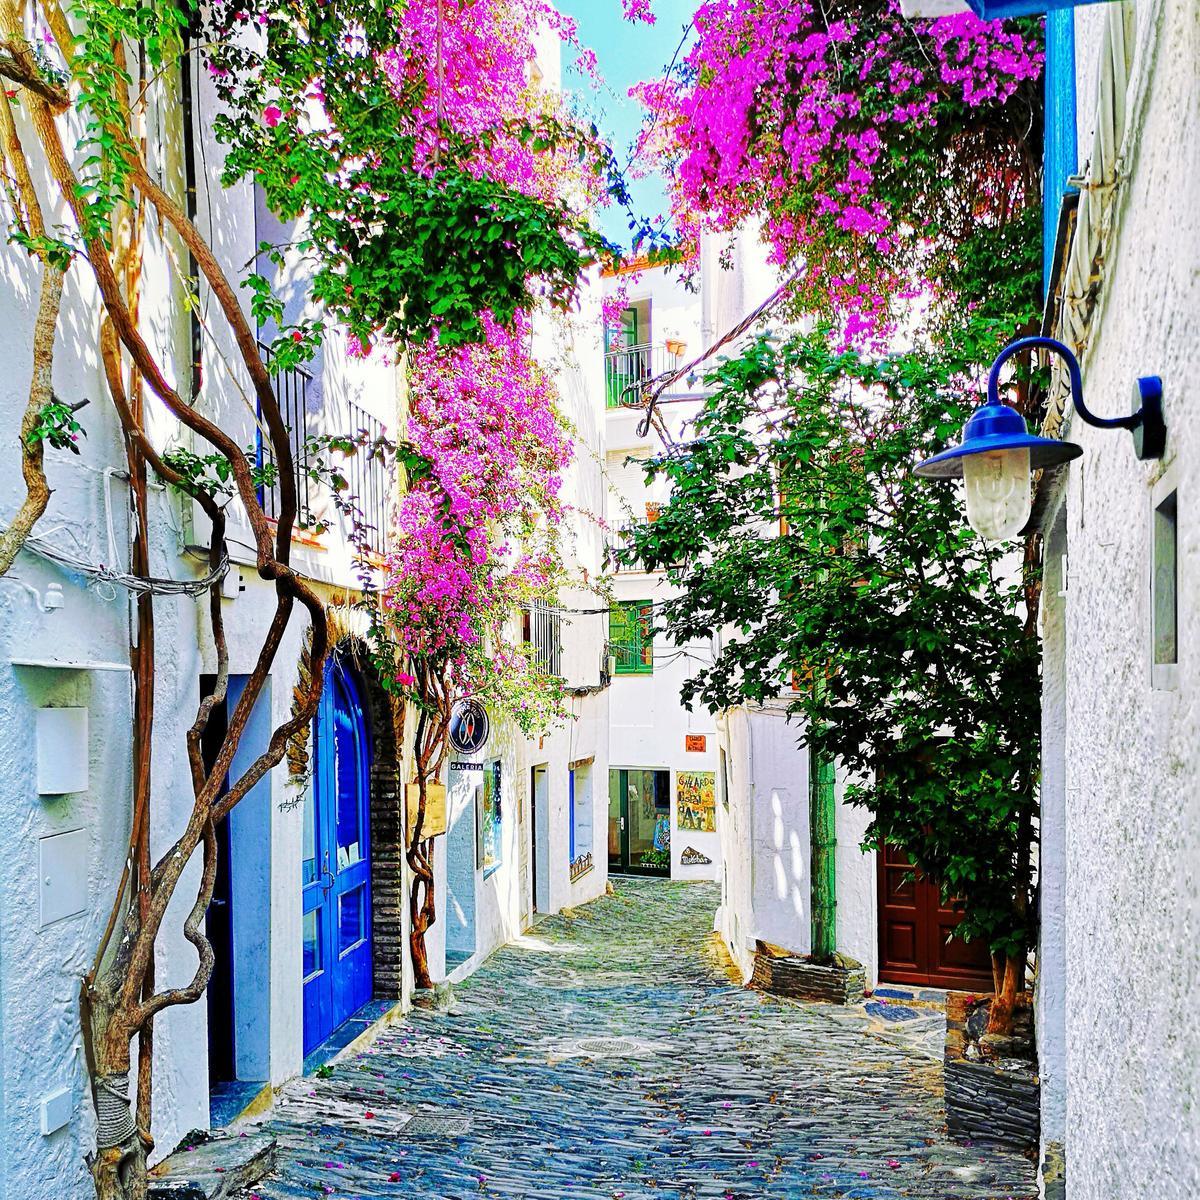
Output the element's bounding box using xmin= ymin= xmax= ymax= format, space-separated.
xmin=238 ymin=879 xmax=1036 ymax=1199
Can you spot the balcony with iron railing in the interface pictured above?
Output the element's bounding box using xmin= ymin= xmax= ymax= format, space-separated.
xmin=256 ymin=344 xmax=390 ymax=557
xmin=604 ymin=342 xmax=685 ymax=409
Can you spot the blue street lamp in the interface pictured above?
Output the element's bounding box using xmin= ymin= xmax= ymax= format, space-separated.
xmin=914 ymin=336 xmax=1165 ymax=541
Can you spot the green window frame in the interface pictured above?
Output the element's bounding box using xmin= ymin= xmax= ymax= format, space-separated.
xmin=610 ymin=600 xmax=654 ymax=674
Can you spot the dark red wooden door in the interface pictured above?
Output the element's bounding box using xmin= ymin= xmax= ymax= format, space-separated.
xmin=877 ymin=845 xmax=993 ymax=989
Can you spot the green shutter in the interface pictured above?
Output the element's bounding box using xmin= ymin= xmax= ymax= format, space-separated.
xmin=609 ymin=600 xmax=653 ymax=674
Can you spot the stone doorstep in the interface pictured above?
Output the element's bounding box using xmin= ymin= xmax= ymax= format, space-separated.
xmin=147 ymin=1131 xmax=275 ymax=1200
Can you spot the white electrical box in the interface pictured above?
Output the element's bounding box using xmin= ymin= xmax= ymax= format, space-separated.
xmin=40 ymin=1087 xmax=73 ymax=1136
xmin=36 ymin=707 xmax=89 ymax=794
xmin=39 ymin=828 xmax=89 ymax=928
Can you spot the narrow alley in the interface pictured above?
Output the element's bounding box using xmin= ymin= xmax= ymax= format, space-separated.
xmin=239 ymin=881 xmax=1036 ymax=1199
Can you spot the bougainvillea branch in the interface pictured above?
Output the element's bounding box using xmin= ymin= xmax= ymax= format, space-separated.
xmin=635 ymin=0 xmax=1042 ymax=345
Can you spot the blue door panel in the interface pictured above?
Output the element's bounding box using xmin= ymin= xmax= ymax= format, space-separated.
xmin=302 ymin=660 xmax=373 ymax=1056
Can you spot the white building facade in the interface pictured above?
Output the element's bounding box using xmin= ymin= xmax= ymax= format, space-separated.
xmin=602 ymin=264 xmax=721 ymax=882
xmin=1035 ymin=1 xmax=1200 ymax=1196
xmin=0 ymin=30 xmax=608 ymax=1200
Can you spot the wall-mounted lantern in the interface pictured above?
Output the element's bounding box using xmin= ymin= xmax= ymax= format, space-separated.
xmin=914 ymin=336 xmax=1165 ymax=541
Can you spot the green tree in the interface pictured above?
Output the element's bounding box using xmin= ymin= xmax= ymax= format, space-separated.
xmin=626 ymin=319 xmax=1042 ymax=1027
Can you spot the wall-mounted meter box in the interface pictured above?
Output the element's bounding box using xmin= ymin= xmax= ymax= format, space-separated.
xmin=36 ymin=707 xmax=89 ymax=794
xmin=39 ymin=828 xmax=89 ymax=928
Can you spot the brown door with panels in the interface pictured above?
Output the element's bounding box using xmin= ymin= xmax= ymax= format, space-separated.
xmin=877 ymin=844 xmax=993 ymax=990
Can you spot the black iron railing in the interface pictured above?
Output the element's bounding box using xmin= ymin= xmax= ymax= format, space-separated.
xmin=604 ymin=342 xmax=682 ymax=408
xmin=346 ymin=400 xmax=390 ymax=556
xmin=257 ymin=342 xmax=314 ymax=529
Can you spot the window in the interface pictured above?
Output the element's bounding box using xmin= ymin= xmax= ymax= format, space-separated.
xmin=525 ymin=599 xmax=562 ymax=677
xmin=481 ymin=760 xmax=502 ymax=874
xmin=1152 ymin=488 xmax=1178 ymax=688
xmin=569 ymin=764 xmax=594 ymax=880
xmin=610 ymin=600 xmax=654 ymax=674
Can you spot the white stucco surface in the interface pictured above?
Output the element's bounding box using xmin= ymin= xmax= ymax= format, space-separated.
xmin=1040 ymin=3 xmax=1200 ymax=1194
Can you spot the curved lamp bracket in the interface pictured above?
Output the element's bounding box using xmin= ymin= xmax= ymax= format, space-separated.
xmin=990 ymin=336 xmax=1165 ymax=460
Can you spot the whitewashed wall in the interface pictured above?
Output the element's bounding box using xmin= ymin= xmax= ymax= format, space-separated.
xmin=1039 ymin=2 xmax=1200 ymax=1196
xmin=714 ymin=703 xmax=876 ymax=985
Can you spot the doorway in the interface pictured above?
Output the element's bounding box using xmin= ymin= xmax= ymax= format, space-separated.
xmin=201 ymin=675 xmax=273 ymax=1123
xmin=531 ymin=765 xmax=550 ymax=914
xmin=608 ymin=768 xmax=670 ymax=876
xmin=876 ymin=844 xmax=993 ymax=989
xmin=302 ymin=659 xmax=374 ymax=1056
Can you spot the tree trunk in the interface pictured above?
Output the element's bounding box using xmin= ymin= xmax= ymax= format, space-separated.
xmin=986 ymin=950 xmax=1022 ymax=1036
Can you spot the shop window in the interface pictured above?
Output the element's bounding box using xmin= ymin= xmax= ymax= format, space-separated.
xmin=570 ymin=764 xmax=594 ymax=879
xmin=481 ymin=759 xmax=502 ymax=875
xmin=610 ymin=600 xmax=654 ymax=674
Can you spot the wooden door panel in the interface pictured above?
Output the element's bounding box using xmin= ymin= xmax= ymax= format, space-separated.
xmin=877 ymin=847 xmax=993 ymax=990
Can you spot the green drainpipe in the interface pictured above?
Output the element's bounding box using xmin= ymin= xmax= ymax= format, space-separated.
xmin=810 ymin=751 xmax=837 ymax=962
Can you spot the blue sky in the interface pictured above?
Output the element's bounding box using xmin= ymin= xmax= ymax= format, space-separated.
xmin=557 ymin=0 xmax=696 ymax=249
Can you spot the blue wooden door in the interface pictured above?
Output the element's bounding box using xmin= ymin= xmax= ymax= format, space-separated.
xmin=302 ymin=661 xmax=373 ymax=1055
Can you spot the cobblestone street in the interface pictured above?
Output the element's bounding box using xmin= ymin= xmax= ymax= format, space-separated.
xmin=240 ymin=880 xmax=1036 ymax=1199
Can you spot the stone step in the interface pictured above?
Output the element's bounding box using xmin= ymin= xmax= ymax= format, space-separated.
xmin=148 ymin=1129 xmax=275 ymax=1199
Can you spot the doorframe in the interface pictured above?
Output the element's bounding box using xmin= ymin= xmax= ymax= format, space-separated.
xmin=531 ymin=764 xmax=550 ymax=913
xmin=608 ymin=766 xmax=671 ymax=877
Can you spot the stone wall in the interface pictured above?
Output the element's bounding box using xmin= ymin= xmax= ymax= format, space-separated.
xmin=944 ymin=991 xmax=1039 ymax=1152
xmin=750 ymin=951 xmax=865 ymax=1005
xmin=362 ymin=668 xmax=406 ymax=1001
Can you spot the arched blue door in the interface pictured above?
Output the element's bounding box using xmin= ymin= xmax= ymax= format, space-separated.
xmin=302 ymin=660 xmax=373 ymax=1055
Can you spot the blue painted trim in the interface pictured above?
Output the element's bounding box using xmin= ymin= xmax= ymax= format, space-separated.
xmin=1043 ymin=8 xmax=1078 ymax=296
xmin=965 ymin=0 xmax=1105 ymax=19
xmin=568 ymin=769 xmax=576 ymax=861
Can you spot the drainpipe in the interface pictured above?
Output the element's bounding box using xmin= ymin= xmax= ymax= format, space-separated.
xmin=809 ymin=751 xmax=837 ymax=961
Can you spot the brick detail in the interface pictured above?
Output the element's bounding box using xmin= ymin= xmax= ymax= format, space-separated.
xmin=360 ymin=668 xmax=405 ymax=1001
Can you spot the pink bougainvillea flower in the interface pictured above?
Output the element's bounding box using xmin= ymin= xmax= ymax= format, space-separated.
xmin=262 ymin=104 xmax=282 ymax=127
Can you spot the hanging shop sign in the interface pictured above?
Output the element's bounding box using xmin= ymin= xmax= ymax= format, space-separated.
xmin=448 ymin=699 xmax=490 ymax=756
xmin=406 ymin=781 xmax=447 ymax=838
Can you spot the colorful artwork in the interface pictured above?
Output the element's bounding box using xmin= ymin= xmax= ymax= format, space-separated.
xmin=677 ymin=770 xmax=716 ymax=833
xmin=680 ymin=846 xmax=713 ymax=866
xmin=482 ymin=759 xmax=502 ymax=872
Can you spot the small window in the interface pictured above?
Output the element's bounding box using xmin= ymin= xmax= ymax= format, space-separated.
xmin=1152 ymin=489 xmax=1178 ymax=688
xmin=481 ymin=760 xmax=502 ymax=875
xmin=525 ymin=600 xmax=562 ymax=677
xmin=1153 ymin=491 xmax=1177 ymax=663
xmin=610 ymin=600 xmax=654 ymax=674
xmin=569 ymin=765 xmax=594 ymax=880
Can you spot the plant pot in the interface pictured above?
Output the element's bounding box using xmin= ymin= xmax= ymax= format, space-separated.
xmin=749 ymin=942 xmax=865 ymax=1005
xmin=665 ymin=338 xmax=687 ymax=358
xmin=944 ymin=990 xmax=1039 ymax=1151
xmin=645 ymin=502 xmax=662 ymax=523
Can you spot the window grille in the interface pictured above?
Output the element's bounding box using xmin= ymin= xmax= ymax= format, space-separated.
xmin=528 ymin=599 xmax=562 ymax=677
xmin=609 ymin=600 xmax=654 ymax=674
xmin=257 ymin=342 xmax=314 ymax=529
xmin=346 ymin=401 xmax=390 ymax=556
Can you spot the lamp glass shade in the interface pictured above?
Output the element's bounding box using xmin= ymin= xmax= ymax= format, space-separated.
xmin=962 ymin=446 xmax=1031 ymax=540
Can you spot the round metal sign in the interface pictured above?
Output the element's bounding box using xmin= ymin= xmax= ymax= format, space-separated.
xmin=448 ymin=699 xmax=490 ymax=756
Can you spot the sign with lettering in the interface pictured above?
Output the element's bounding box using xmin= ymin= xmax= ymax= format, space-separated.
xmin=685 ymin=734 xmax=707 ymax=753
xmin=676 ymin=770 xmax=716 ymax=832
xmin=448 ymin=699 xmax=490 ymax=755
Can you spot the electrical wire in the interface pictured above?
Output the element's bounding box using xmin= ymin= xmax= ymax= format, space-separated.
xmin=630 ymin=266 xmax=804 ymax=440
xmin=23 ymin=532 xmax=228 ymax=597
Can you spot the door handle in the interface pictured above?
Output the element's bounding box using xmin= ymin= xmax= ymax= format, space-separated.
xmin=321 ymin=850 xmax=334 ymax=892
xmin=620 ymin=817 xmax=625 ymax=831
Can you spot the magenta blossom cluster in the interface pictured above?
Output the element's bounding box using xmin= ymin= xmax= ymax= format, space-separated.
xmin=379 ymin=0 xmax=603 ymax=206
xmin=635 ymin=0 xmax=1043 ymax=345
xmin=385 ymin=311 xmax=571 ymax=689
